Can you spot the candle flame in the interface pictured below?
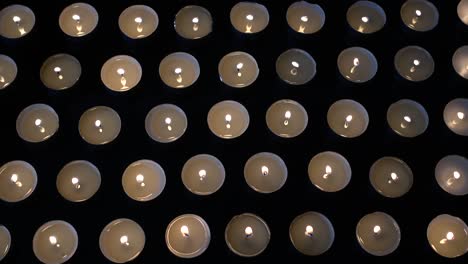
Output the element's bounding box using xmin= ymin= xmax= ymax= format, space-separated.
xmin=245 ymin=226 xmax=253 ymax=237
xmin=181 ymin=225 xmax=190 ymax=237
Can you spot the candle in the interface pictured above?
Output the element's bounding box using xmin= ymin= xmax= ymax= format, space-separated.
xmin=122 ymin=160 xmax=166 ymax=202
xmin=0 ymin=225 xmax=11 ymax=261
xmin=181 ymin=154 xmax=225 ymax=195
xmin=458 ymin=0 xmax=468 ymax=25
xmin=218 ymin=51 xmax=259 ymax=88
xmin=369 ymin=157 xmax=413 ymax=198
xmin=99 ymin=218 xmax=145 ymax=263
xmin=101 ymin=55 xmax=142 ymax=92
xmin=289 ymin=212 xmax=335 ymax=256
xmin=452 ymin=46 xmax=468 ymax=79
xmin=225 ymin=213 xmax=270 ymax=257
xmin=394 ymin=46 xmax=434 ymax=82
xmin=401 ymin=0 xmax=439 ymax=32
xmin=165 ymin=214 xmax=211 ymax=258
xmin=207 ymin=100 xmax=250 ymax=139
xmin=0 ymin=4 xmax=35 ymax=38
xmin=59 ymin=3 xmax=98 ymax=37
xmin=159 ymin=52 xmax=200 ymax=89
xmin=327 ymin=99 xmax=369 ymax=138
xmin=119 ymin=5 xmax=158 ymax=39
xmin=16 ymin=104 xmax=59 ymax=143
xmin=244 ymin=152 xmax=287 ymax=193
xmin=32 ymin=220 xmax=78 ymax=264
xmin=0 ymin=161 xmax=37 ymax=202
xmin=387 ymin=99 xmax=429 ymax=138
xmin=347 ymin=1 xmax=386 ymax=34
xmin=230 ymin=2 xmax=269 ymax=34
xmin=337 ymin=47 xmax=378 ymax=83
xmin=275 ymin=49 xmax=317 ymax=85
xmin=308 ymin=151 xmax=352 ymax=192
xmin=56 ymin=160 xmax=101 ymax=202
xmin=0 ymin=54 xmax=17 ymax=89
xmin=175 ymin=5 xmax=212 ymax=39
xmin=286 ymin=1 xmax=325 ymax=34
xmin=78 ymin=106 xmax=121 ymax=145
xmin=444 ymin=98 xmax=468 ymax=136
xmin=356 ymin=212 xmax=401 ymax=256
xmin=427 ymin=214 xmax=468 ymax=258
xmin=266 ymin=99 xmax=308 ymax=138
xmin=145 ymin=104 xmax=187 ymax=143
xmin=435 ymin=155 xmax=468 ymax=196
xmin=40 ymin=53 xmax=81 ymax=90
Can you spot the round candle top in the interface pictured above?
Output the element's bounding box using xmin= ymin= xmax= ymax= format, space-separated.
xmin=218 ymin=51 xmax=259 ymax=88
xmin=59 ymin=3 xmax=98 ymax=37
xmin=78 ymin=106 xmax=121 ymax=145
xmin=165 ymin=214 xmax=210 ymax=258
xmin=356 ymin=212 xmax=401 ymax=256
xmin=56 ymin=160 xmax=101 ymax=202
xmin=0 ymin=161 xmax=37 ymax=202
xmin=276 ymin=49 xmax=317 ymax=85
xmin=452 ymin=46 xmax=468 ymax=79
xmin=0 ymin=54 xmax=17 ymax=89
xmin=175 ymin=5 xmax=212 ymax=39
xmin=16 ymin=104 xmax=59 ymax=143
xmin=101 ymin=55 xmax=142 ymax=92
xmin=181 ymin=154 xmax=225 ymax=195
xmin=99 ymin=218 xmax=145 ymax=263
xmin=327 ymin=99 xmax=369 ymax=138
xmin=458 ymin=0 xmax=468 ymax=25
xmin=145 ymin=104 xmax=187 ymax=143
xmin=435 ymin=155 xmax=468 ymax=196
xmin=427 ymin=214 xmax=468 ymax=258
xmin=159 ymin=52 xmax=200 ymax=88
xmin=122 ymin=160 xmax=166 ymax=202
xmin=444 ymin=98 xmax=468 ymax=136
xmin=286 ymin=1 xmax=325 ymax=34
xmin=119 ymin=5 xmax=158 ymax=39
xmin=0 ymin=4 xmax=35 ymax=39
xmin=308 ymin=151 xmax=352 ymax=192
xmin=337 ymin=47 xmax=378 ymax=83
xmin=40 ymin=53 xmax=81 ymax=90
xmin=244 ymin=152 xmax=288 ymax=193
xmin=230 ymin=2 xmax=269 ymax=34
xmin=394 ymin=46 xmax=434 ymax=82
xmin=33 ymin=220 xmax=78 ymax=264
xmin=347 ymin=1 xmax=386 ymax=34
xmin=401 ymin=0 xmax=439 ymax=32
xmin=370 ymin=157 xmax=413 ymax=198
xmin=207 ymin=100 xmax=250 ymax=139
xmin=225 ymin=213 xmax=270 ymax=257
xmin=387 ymin=99 xmax=429 ymax=138
xmin=266 ymin=99 xmax=308 ymax=138
xmin=289 ymin=212 xmax=334 ymax=256
xmin=0 ymin=225 xmax=11 ymax=261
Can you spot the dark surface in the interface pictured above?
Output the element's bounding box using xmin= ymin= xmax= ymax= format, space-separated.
xmin=0 ymin=0 xmax=467 ymax=263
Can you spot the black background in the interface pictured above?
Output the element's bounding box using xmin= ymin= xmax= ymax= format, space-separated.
xmin=0 ymin=0 xmax=467 ymax=263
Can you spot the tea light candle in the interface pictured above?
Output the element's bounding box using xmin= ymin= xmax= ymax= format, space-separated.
xmin=40 ymin=53 xmax=81 ymax=90
xmin=99 ymin=219 xmax=146 ymax=263
xmin=78 ymin=106 xmax=121 ymax=145
xmin=175 ymin=5 xmax=212 ymax=39
xmin=0 ymin=161 xmax=37 ymax=202
xmin=0 ymin=54 xmax=17 ymax=89
xmin=327 ymin=99 xmax=369 ymax=138
xmin=33 ymin=220 xmax=78 ymax=264
xmin=101 ymin=55 xmax=142 ymax=92
xmin=207 ymin=100 xmax=250 ymax=139
xmin=122 ymin=160 xmax=166 ymax=202
xmin=165 ymin=214 xmax=211 ymax=258
xmin=181 ymin=154 xmax=225 ymax=195
xmin=452 ymin=46 xmax=468 ymax=79
xmin=394 ymin=46 xmax=434 ymax=82
xmin=16 ymin=104 xmax=59 ymax=143
xmin=0 ymin=4 xmax=35 ymax=38
xmin=0 ymin=225 xmax=10 ymax=261
xmin=276 ymin=49 xmax=317 ymax=85
xmin=266 ymin=99 xmax=308 ymax=138
xmin=56 ymin=160 xmax=101 ymax=202
xmin=435 ymin=155 xmax=468 ymax=196
xmin=230 ymin=2 xmax=269 ymax=34
xmin=427 ymin=214 xmax=468 ymax=258
xmin=286 ymin=1 xmax=325 ymax=34
xmin=244 ymin=152 xmax=287 ymax=194
xmin=225 ymin=213 xmax=270 ymax=257
xmin=218 ymin=51 xmax=259 ymax=88
xmin=444 ymin=98 xmax=468 ymax=136
xmin=387 ymin=99 xmax=429 ymax=138
xmin=145 ymin=104 xmax=187 ymax=143
xmin=337 ymin=47 xmax=378 ymax=83
xmin=347 ymin=1 xmax=386 ymax=34
xmin=458 ymin=0 xmax=468 ymax=25
xmin=308 ymin=151 xmax=352 ymax=192
xmin=356 ymin=212 xmax=401 ymax=256
xmin=370 ymin=157 xmax=413 ymax=198
xmin=401 ymin=0 xmax=439 ymax=32
xmin=59 ymin=3 xmax=98 ymax=37
xmin=159 ymin=52 xmax=200 ymax=89
xmin=289 ymin=212 xmax=335 ymax=256
xmin=119 ymin=5 xmax=158 ymax=39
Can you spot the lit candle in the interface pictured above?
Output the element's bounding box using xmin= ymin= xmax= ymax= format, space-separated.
xmin=0 ymin=54 xmax=17 ymax=89
xmin=387 ymin=99 xmax=429 ymax=138
xmin=59 ymin=3 xmax=98 ymax=37
xmin=165 ymin=214 xmax=210 ymax=258
xmin=394 ymin=46 xmax=434 ymax=82
xmin=175 ymin=5 xmax=212 ymax=39
xmin=159 ymin=52 xmax=200 ymax=88
xmin=145 ymin=104 xmax=187 ymax=143
xmin=99 ymin=219 xmax=146 ymax=263
xmin=78 ymin=106 xmax=121 ymax=145
xmin=327 ymin=99 xmax=369 ymax=138
xmin=337 ymin=47 xmax=378 ymax=83
xmin=427 ymin=214 xmax=468 ymax=258
xmin=181 ymin=154 xmax=225 ymax=195
xmin=218 ymin=51 xmax=259 ymax=88
xmin=225 ymin=213 xmax=270 ymax=257
xmin=0 ymin=161 xmax=37 ymax=202
xmin=32 ymin=220 xmax=78 ymax=264
xmin=356 ymin=212 xmax=401 ymax=256
xmin=444 ymin=98 xmax=468 ymax=136
xmin=56 ymin=160 xmax=101 ymax=202
xmin=452 ymin=46 xmax=468 ymax=80
xmin=401 ymin=0 xmax=439 ymax=32
xmin=101 ymin=55 xmax=142 ymax=92
xmin=308 ymin=151 xmax=352 ymax=192
xmin=16 ymin=104 xmax=59 ymax=143
xmin=122 ymin=160 xmax=166 ymax=202
xmin=0 ymin=4 xmax=35 ymax=38
xmin=0 ymin=225 xmax=11 ymax=261
xmin=435 ymin=155 xmax=468 ymax=196
xmin=347 ymin=1 xmax=386 ymax=34
xmin=458 ymin=0 xmax=468 ymax=25
xmin=118 ymin=5 xmax=158 ymax=39
xmin=230 ymin=2 xmax=269 ymax=34
xmin=207 ymin=100 xmax=250 ymax=139
xmin=276 ymin=49 xmax=317 ymax=85
xmin=40 ymin=54 xmax=81 ymax=90
xmin=286 ymin=1 xmax=325 ymax=34
xmin=369 ymin=157 xmax=413 ymax=198
xmin=244 ymin=152 xmax=287 ymax=193
xmin=266 ymin=99 xmax=308 ymax=138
